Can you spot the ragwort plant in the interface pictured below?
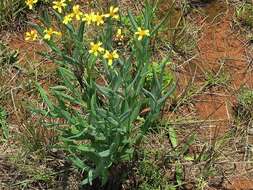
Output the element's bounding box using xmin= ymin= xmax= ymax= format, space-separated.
xmin=25 ymin=0 xmax=175 ymax=186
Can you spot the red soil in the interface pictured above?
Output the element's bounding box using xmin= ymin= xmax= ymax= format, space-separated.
xmin=195 ymin=10 xmax=252 ymax=122
xmin=193 ymin=7 xmax=253 ymax=190
xmin=225 ymin=178 xmax=253 ymax=190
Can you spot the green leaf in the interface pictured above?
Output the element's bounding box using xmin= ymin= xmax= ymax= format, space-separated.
xmin=27 ymin=22 xmax=44 ymax=36
xmin=99 ymin=150 xmax=110 ymax=158
xmin=77 ymin=144 xmax=95 ymax=152
xmin=168 ymin=127 xmax=177 ymax=148
xmin=128 ymin=10 xmax=138 ymax=30
xmin=58 ymin=67 xmax=81 ymax=95
xmin=50 ymin=85 xmax=68 ymax=91
xmin=54 ymin=108 xmax=74 ymax=124
xmin=175 ymin=161 xmax=183 ymax=186
xmin=88 ymin=170 xmax=94 ymax=185
xmin=0 ymin=107 xmax=9 ymax=140
xmin=69 ymin=156 xmax=89 ymax=171
xmin=62 ymin=54 xmax=78 ymax=64
xmin=90 ymin=94 xmax=97 ymax=116
xmin=77 ymin=21 xmax=85 ymax=42
xmin=130 ymin=102 xmax=141 ymax=123
xmin=143 ymin=88 xmax=157 ymax=104
xmin=65 ymin=128 xmax=87 ymax=140
xmin=52 ymin=89 xmax=84 ymax=107
xmin=157 ymin=81 xmax=176 ymax=105
xmin=96 ymin=84 xmax=111 ymax=96
xmin=184 ymin=155 xmax=194 ymax=161
xmin=119 ymin=110 xmax=131 ymax=123
xmin=107 ymin=117 xmax=119 ymax=127
xmin=40 ymin=9 xmax=51 ymax=27
xmin=181 ymin=134 xmax=196 ymax=155
xmin=35 ymin=82 xmax=54 ymax=110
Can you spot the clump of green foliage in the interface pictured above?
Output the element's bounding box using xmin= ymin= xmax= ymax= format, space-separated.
xmin=236 ymin=3 xmax=253 ymax=28
xmin=0 ymin=107 xmax=9 ymax=141
xmin=27 ymin=0 xmax=175 ymax=187
xmin=137 ymin=157 xmax=172 ymax=190
xmin=236 ymin=88 xmax=253 ymax=120
xmin=145 ymin=61 xmax=173 ymax=91
xmin=136 ymin=126 xmax=231 ymax=190
xmin=204 ymin=69 xmax=230 ymax=88
xmin=0 ymin=41 xmax=19 ymax=65
xmin=0 ymin=0 xmax=50 ymax=30
xmin=0 ymin=0 xmax=26 ymax=29
xmin=136 ymin=134 xmax=175 ymax=190
xmin=0 ymin=42 xmax=17 ymax=141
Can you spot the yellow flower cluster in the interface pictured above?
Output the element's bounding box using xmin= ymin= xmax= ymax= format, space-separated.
xmin=62 ymin=6 xmax=119 ymax=26
xmin=87 ymin=26 xmax=150 ymax=66
xmin=25 ymin=2 xmax=150 ymax=67
xmin=26 ymin=0 xmax=72 ymax=11
xmin=104 ymin=6 xmax=119 ymax=20
xmin=62 ymin=4 xmax=83 ymax=24
xmin=82 ymin=12 xmax=102 ymax=26
xmin=25 ymin=27 xmax=61 ymax=42
xmin=88 ymin=42 xmax=119 ymax=66
xmin=103 ymin=50 xmax=119 ymax=66
xmin=89 ymin=42 xmax=104 ymax=56
xmin=63 ymin=13 xmax=74 ymax=25
xmin=25 ymin=0 xmax=38 ymax=10
xmin=43 ymin=27 xmax=62 ymax=40
xmin=25 ymin=30 xmax=38 ymax=41
xmin=135 ymin=27 xmax=150 ymax=41
xmin=72 ymin=5 xmax=83 ymax=20
xmin=62 ymin=4 xmax=84 ymax=24
xmin=52 ymin=0 xmax=67 ymax=13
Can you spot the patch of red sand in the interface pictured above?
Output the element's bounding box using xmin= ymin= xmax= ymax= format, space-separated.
xmin=225 ymin=178 xmax=253 ymax=190
xmin=194 ymin=11 xmax=252 ymax=121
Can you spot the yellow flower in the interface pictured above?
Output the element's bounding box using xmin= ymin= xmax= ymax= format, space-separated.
xmin=82 ymin=12 xmax=104 ymax=26
xmin=53 ymin=0 xmax=67 ymax=13
xmin=89 ymin=42 xmax=104 ymax=56
xmin=63 ymin=13 xmax=74 ymax=24
xmin=103 ymin=50 xmax=119 ymax=66
xmin=25 ymin=30 xmax=38 ymax=41
xmin=82 ymin=12 xmax=95 ymax=25
xmin=93 ymin=13 xmax=104 ymax=26
xmin=135 ymin=27 xmax=150 ymax=41
xmin=116 ymin=29 xmax=124 ymax=41
xmin=105 ymin=6 xmax=119 ymax=20
xmin=25 ymin=0 xmax=38 ymax=9
xmin=72 ymin=5 xmax=83 ymax=20
xmin=43 ymin=27 xmax=61 ymax=40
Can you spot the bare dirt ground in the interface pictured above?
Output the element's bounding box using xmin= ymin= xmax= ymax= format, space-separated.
xmin=174 ymin=1 xmax=253 ymax=189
